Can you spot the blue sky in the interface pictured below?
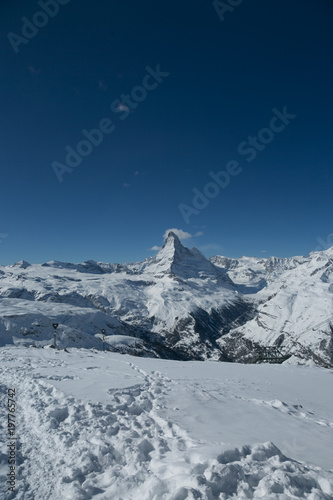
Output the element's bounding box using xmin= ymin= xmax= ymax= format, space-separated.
xmin=1 ymin=0 xmax=333 ymax=265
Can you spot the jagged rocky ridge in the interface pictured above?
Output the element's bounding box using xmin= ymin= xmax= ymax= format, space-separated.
xmin=0 ymin=232 xmax=332 ymax=366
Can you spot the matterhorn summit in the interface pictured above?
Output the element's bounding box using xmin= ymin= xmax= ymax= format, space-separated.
xmin=146 ymin=231 xmax=231 ymax=282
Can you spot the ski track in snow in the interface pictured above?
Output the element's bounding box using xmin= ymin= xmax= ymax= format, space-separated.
xmin=0 ymin=349 xmax=333 ymax=499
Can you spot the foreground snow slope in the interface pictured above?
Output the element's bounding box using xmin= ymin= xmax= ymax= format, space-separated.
xmin=0 ymin=346 xmax=332 ymax=499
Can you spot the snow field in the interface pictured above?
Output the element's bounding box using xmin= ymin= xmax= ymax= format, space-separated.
xmin=0 ymin=347 xmax=333 ymax=499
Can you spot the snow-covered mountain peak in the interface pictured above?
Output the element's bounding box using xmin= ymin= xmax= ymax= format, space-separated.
xmin=9 ymin=260 xmax=31 ymax=269
xmin=156 ymin=231 xmax=192 ymax=264
xmin=144 ymin=231 xmax=230 ymax=282
xmin=165 ymin=230 xmax=180 ymax=242
xmin=309 ymin=246 xmax=333 ymax=260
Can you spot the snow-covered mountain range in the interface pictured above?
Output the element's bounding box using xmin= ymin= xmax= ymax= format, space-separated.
xmin=0 ymin=231 xmax=332 ymax=366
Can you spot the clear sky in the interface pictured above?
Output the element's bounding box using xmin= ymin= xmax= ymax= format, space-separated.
xmin=1 ymin=0 xmax=333 ymax=265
